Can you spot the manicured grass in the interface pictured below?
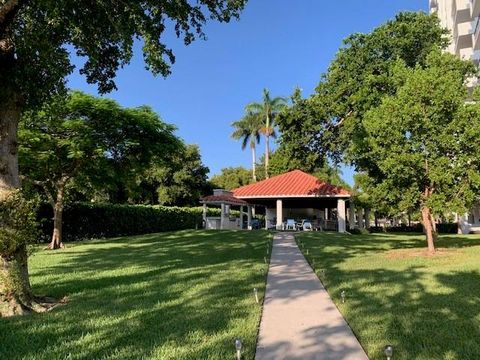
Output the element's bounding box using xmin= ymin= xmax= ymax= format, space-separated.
xmin=0 ymin=230 xmax=271 ymax=360
xmin=296 ymin=232 xmax=480 ymax=360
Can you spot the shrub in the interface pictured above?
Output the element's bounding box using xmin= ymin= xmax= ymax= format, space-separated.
xmin=37 ymin=203 xmax=223 ymax=242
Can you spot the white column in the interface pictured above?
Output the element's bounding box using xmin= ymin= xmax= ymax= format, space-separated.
xmin=349 ymin=202 xmax=355 ymax=230
xmin=247 ymin=206 xmax=252 ymax=230
xmin=220 ymin=203 xmax=225 ymax=230
xmin=202 ymin=203 xmax=207 ymax=229
xmin=265 ymin=207 xmax=269 ymax=230
xmin=276 ymin=199 xmax=283 ymax=230
xmin=324 ymin=208 xmax=328 ymax=220
xmin=240 ymin=206 xmax=244 ymax=229
xmin=337 ymin=199 xmax=346 ymax=233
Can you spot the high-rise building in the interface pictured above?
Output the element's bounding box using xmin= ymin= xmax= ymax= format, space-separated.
xmin=430 ymin=1 xmax=480 ymax=234
xmin=429 ymin=0 xmax=480 ymax=64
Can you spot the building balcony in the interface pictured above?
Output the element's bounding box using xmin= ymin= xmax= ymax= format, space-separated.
xmin=473 ymin=16 xmax=480 ymax=49
xmin=454 ymin=0 xmax=472 ymax=24
xmin=471 ymin=0 xmax=480 ymax=18
xmin=455 ymin=21 xmax=474 ymax=54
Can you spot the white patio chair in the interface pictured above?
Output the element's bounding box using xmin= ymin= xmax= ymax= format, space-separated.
xmin=285 ymin=219 xmax=296 ymax=231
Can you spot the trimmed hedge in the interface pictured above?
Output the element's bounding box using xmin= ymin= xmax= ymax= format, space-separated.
xmin=369 ymin=223 xmax=457 ymax=234
xmin=37 ymin=203 xmax=223 ymax=242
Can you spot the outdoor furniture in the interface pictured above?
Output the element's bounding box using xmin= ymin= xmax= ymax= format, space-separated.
xmin=285 ymin=219 xmax=297 ymax=231
xmin=303 ymin=221 xmax=313 ymax=231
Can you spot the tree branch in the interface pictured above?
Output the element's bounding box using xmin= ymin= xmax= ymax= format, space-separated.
xmin=0 ymin=0 xmax=26 ymax=35
xmin=32 ymin=179 xmax=55 ymax=207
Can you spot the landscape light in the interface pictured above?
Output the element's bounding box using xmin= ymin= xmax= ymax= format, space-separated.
xmin=264 ymin=257 xmax=267 ymax=264
xmin=341 ymin=290 xmax=346 ymax=303
xmin=254 ymin=288 xmax=259 ymax=303
xmin=235 ymin=338 xmax=242 ymax=360
xmin=306 ymin=249 xmax=309 ymax=255
xmin=384 ymin=345 xmax=394 ymax=360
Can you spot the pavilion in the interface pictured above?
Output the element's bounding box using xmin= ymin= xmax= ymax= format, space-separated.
xmin=201 ymin=170 xmax=359 ymax=232
xmin=233 ymin=170 xmax=352 ymax=232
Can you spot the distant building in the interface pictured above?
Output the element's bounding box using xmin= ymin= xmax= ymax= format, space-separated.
xmin=429 ymin=0 xmax=480 ymax=64
xmin=430 ymin=0 xmax=480 ymax=233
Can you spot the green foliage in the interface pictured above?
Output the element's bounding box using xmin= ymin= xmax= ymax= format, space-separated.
xmin=363 ymin=51 xmax=480 ymax=217
xmin=1 ymin=0 xmax=247 ymax=106
xmin=19 ymin=91 xmax=180 ymax=204
xmin=37 ymin=203 xmax=222 ymax=241
xmin=276 ymin=12 xmax=449 ymax=168
xmin=231 ymin=112 xmax=262 ymax=151
xmin=0 ymin=191 xmax=38 ymax=259
xmin=210 ymin=166 xmax=254 ymax=190
xmin=134 ymin=144 xmax=210 ymax=206
xmin=0 ymin=230 xmax=269 ymax=359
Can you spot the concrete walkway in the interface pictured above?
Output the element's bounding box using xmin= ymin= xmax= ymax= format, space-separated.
xmin=255 ymin=233 xmax=369 ymax=360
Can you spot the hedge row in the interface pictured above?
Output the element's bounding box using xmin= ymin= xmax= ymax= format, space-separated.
xmin=369 ymin=223 xmax=458 ymax=234
xmin=37 ymin=203 xmax=223 ymax=242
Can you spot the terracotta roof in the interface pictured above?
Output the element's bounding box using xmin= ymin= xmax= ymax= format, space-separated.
xmin=200 ymin=194 xmax=248 ymax=206
xmin=233 ymin=170 xmax=350 ymax=198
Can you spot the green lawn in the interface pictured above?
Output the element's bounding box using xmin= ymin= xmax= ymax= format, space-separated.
xmin=296 ymin=232 xmax=480 ymax=360
xmin=0 ymin=230 xmax=271 ymax=360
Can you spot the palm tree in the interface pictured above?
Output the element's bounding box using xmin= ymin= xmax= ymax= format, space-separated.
xmin=231 ymin=112 xmax=262 ymax=181
xmin=245 ymin=88 xmax=287 ymax=178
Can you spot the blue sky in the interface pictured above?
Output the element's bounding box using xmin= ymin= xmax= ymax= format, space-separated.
xmin=67 ymin=0 xmax=428 ymax=185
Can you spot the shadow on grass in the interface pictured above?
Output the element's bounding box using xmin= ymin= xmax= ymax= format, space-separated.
xmin=296 ymin=232 xmax=480 ymax=360
xmin=0 ymin=230 xmax=271 ymax=360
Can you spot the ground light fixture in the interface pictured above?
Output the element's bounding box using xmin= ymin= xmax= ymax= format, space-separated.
xmin=341 ymin=290 xmax=346 ymax=303
xmin=235 ymin=338 xmax=242 ymax=360
xmin=384 ymin=344 xmax=394 ymax=360
xmin=264 ymin=256 xmax=267 ymax=264
xmin=254 ymin=288 xmax=259 ymax=303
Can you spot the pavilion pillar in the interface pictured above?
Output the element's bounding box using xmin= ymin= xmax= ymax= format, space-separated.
xmin=240 ymin=206 xmax=244 ymax=229
xmin=337 ymin=199 xmax=346 ymax=233
xmin=324 ymin=207 xmax=328 ymax=220
xmin=202 ymin=203 xmax=207 ymax=229
xmin=220 ymin=203 xmax=225 ymax=230
xmin=247 ymin=205 xmax=252 ymax=230
xmin=348 ymin=201 xmax=355 ymax=230
xmin=276 ymin=199 xmax=283 ymax=230
xmin=265 ymin=206 xmax=269 ymax=230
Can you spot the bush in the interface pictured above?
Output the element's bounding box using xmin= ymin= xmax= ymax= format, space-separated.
xmin=37 ymin=203 xmax=223 ymax=242
xmin=349 ymin=228 xmax=370 ymax=235
xmin=369 ymin=223 xmax=457 ymax=234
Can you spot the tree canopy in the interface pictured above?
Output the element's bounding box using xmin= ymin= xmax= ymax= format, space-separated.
xmin=210 ymin=167 xmax=254 ymax=191
xmin=19 ymin=91 xmax=180 ymax=248
xmin=276 ymin=12 xmax=450 ymax=170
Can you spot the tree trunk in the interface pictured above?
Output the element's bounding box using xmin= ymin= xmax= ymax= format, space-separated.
xmin=49 ymin=184 xmax=66 ymax=250
xmin=0 ymin=95 xmax=38 ymax=316
xmin=251 ymin=143 xmax=257 ymax=182
xmin=265 ymin=135 xmax=270 ymax=179
xmin=0 ymin=96 xmax=20 ymax=198
xmin=421 ymin=206 xmax=436 ymax=254
xmin=0 ymin=245 xmax=34 ymax=316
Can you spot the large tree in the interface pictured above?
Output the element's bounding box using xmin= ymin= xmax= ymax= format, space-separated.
xmin=276 ymin=12 xmax=449 ymax=169
xmin=362 ymin=52 xmax=480 ymax=253
xmin=210 ymin=166 xmax=254 ymax=191
xmin=231 ymin=112 xmax=262 ymax=181
xmin=0 ymin=0 xmax=246 ymax=315
xmin=136 ymin=144 xmax=210 ymax=206
xmin=245 ymin=88 xmax=287 ymax=178
xmin=19 ymin=91 xmax=179 ymax=250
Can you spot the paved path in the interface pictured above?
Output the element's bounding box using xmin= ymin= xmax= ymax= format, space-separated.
xmin=255 ymin=233 xmax=369 ymax=360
